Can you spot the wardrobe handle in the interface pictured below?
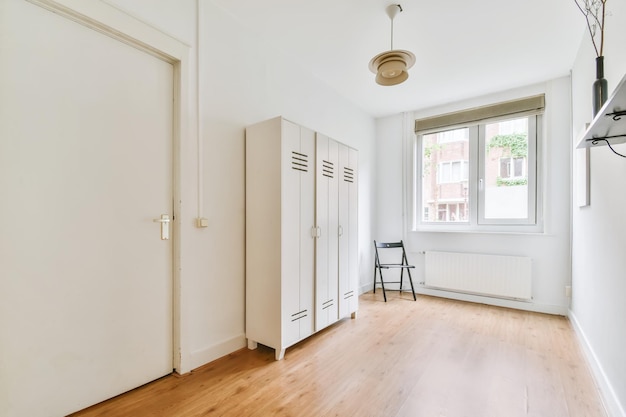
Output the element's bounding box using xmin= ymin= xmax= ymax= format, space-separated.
xmin=338 ymin=225 xmax=344 ymax=236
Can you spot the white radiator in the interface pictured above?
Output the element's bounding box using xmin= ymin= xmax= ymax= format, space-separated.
xmin=424 ymin=251 xmax=532 ymax=300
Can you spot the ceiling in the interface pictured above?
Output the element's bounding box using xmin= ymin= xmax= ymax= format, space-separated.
xmin=212 ymin=0 xmax=586 ymax=118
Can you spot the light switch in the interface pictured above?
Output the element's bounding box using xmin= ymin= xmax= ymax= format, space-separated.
xmin=196 ymin=217 xmax=209 ymax=228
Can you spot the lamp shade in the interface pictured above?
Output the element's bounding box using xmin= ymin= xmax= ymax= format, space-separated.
xmin=368 ymin=4 xmax=415 ymax=86
xmin=368 ymin=50 xmax=416 ymax=86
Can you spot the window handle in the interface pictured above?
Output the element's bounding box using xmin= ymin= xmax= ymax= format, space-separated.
xmin=479 ymin=178 xmax=484 ymax=190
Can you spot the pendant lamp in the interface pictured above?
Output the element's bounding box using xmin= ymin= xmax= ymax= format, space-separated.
xmin=368 ymin=4 xmax=415 ymax=86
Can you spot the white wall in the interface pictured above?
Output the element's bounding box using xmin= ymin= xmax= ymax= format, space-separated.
xmin=375 ymin=78 xmax=573 ymax=315
xmin=104 ymin=0 xmax=376 ymax=373
xmin=570 ymin=2 xmax=626 ymax=416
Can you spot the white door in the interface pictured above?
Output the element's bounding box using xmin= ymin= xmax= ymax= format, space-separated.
xmin=0 ymin=1 xmax=174 ymax=416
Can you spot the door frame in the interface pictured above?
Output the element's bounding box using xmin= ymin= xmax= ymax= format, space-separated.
xmin=25 ymin=0 xmax=188 ymax=373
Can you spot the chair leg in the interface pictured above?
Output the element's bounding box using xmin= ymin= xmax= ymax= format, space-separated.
xmin=373 ymin=266 xmax=377 ymax=294
xmin=378 ymin=269 xmax=387 ymax=302
xmin=406 ymin=269 xmax=416 ymax=301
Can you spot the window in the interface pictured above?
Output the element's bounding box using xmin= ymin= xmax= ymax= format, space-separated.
xmin=499 ymin=157 xmax=525 ymax=179
xmin=412 ymin=96 xmax=543 ymax=232
xmin=437 ymin=160 xmax=468 ymax=184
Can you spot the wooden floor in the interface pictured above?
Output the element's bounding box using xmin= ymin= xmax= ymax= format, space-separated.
xmin=72 ymin=293 xmax=607 ymax=417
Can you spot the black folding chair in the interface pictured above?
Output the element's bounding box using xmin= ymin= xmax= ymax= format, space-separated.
xmin=373 ymin=240 xmax=416 ymax=302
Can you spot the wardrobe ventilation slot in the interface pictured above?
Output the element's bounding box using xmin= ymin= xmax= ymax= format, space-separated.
xmin=322 ymin=160 xmax=334 ymax=178
xmin=343 ymin=167 xmax=354 ymax=183
xmin=290 ymin=309 xmax=308 ymax=322
xmin=291 ymin=152 xmax=309 ymax=172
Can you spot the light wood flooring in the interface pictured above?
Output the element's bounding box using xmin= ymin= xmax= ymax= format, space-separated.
xmin=72 ymin=293 xmax=607 ymax=417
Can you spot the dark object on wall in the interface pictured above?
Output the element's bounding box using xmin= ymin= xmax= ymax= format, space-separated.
xmin=593 ymin=56 xmax=608 ymax=116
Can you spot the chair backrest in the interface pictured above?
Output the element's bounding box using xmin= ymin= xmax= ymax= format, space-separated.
xmin=373 ymin=240 xmax=410 ymax=266
xmin=374 ymin=241 xmax=403 ymax=249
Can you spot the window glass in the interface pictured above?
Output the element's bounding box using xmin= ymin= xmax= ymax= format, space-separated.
xmin=484 ymin=118 xmax=529 ymax=220
xmin=420 ymin=128 xmax=469 ymax=223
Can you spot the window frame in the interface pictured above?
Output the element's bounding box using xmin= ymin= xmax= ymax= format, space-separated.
xmin=411 ymin=112 xmax=543 ymax=233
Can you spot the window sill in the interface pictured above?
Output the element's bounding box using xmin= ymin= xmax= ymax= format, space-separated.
xmin=412 ymin=224 xmax=545 ymax=235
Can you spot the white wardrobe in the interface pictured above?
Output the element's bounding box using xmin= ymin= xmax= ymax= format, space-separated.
xmin=245 ymin=116 xmax=358 ymax=360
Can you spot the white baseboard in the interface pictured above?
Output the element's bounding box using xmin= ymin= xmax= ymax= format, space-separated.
xmin=361 ymin=282 xmax=568 ymax=315
xmin=569 ymin=310 xmax=625 ymax=417
xmin=416 ymin=287 xmax=568 ymax=315
xmin=187 ymin=334 xmax=247 ymax=372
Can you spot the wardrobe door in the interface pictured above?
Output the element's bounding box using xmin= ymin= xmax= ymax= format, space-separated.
xmin=338 ymin=144 xmax=359 ymax=318
xmin=297 ymin=126 xmax=316 ymax=341
xmin=246 ymin=117 xmax=283 ymax=356
xmin=282 ymin=121 xmax=315 ymax=352
xmin=315 ymin=134 xmax=339 ymax=331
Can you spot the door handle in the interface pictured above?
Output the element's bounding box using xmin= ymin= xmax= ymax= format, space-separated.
xmin=153 ymin=214 xmax=170 ymax=240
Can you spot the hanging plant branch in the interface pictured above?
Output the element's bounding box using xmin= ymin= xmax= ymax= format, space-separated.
xmin=488 ymin=133 xmax=527 ymax=158
xmin=574 ymin=0 xmax=607 ymax=57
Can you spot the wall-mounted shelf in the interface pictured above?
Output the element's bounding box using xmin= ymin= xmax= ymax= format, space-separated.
xmin=577 ymin=73 xmax=626 ymax=149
